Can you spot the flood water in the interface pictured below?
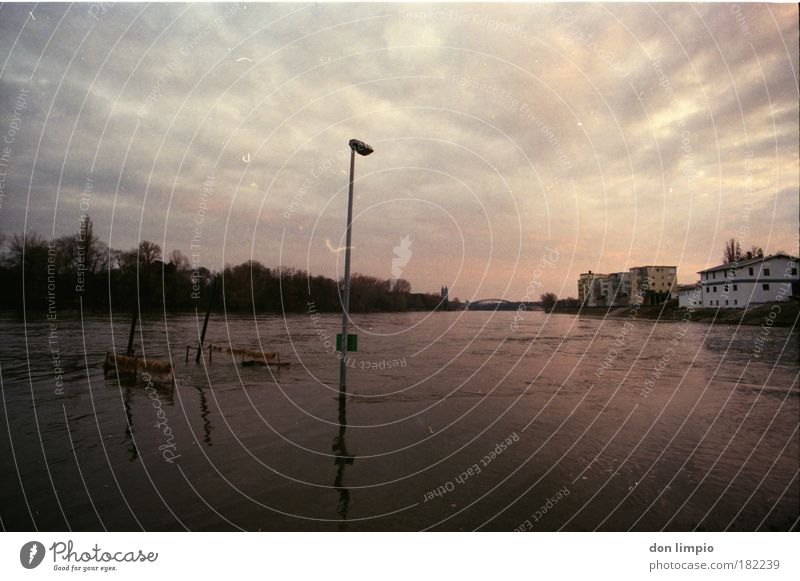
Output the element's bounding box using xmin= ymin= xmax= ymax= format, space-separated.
xmin=0 ymin=309 xmax=797 ymax=531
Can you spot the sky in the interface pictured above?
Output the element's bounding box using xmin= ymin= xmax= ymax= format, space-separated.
xmin=0 ymin=2 xmax=797 ymax=301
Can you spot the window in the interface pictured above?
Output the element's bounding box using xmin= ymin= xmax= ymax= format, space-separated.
xmin=712 ymin=272 xmax=716 ymax=279
xmin=792 ymin=268 xmax=798 ymax=275
xmin=713 ymin=286 xmax=717 ymax=292
xmin=705 ymin=287 xmax=709 ymax=293
xmin=733 ymin=284 xmax=737 ymax=291
xmin=749 ymin=267 xmax=754 ymax=275
xmin=734 ymin=300 xmax=738 ymax=305
xmin=762 ymin=283 xmax=770 ymax=291
xmin=764 ymin=268 xmax=770 ymax=276
xmin=725 ymin=300 xmax=729 ymax=305
xmin=716 ymin=300 xmax=719 ymax=305
xmin=724 ymin=286 xmax=728 ymax=293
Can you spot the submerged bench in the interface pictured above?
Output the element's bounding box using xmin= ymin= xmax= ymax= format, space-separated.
xmin=103 ymin=352 xmax=175 ymax=385
xmin=207 ymin=344 xmax=290 ymax=368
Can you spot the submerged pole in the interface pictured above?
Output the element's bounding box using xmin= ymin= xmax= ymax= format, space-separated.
xmin=126 ymin=312 xmax=138 ymax=357
xmin=196 ymin=276 xmax=217 ymax=363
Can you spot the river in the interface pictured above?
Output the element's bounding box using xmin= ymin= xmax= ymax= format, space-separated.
xmin=0 ymin=309 xmax=797 ymax=531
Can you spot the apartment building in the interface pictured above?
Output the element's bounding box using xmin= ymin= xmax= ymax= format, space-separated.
xmin=578 ymin=271 xmax=605 ymax=305
xmin=629 ymin=265 xmax=677 ymax=305
xmin=698 ymin=254 xmax=799 ymax=308
xmin=577 ymin=271 xmax=631 ymax=306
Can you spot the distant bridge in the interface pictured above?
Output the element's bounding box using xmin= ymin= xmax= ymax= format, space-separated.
xmin=465 ymin=299 xmax=542 ymax=311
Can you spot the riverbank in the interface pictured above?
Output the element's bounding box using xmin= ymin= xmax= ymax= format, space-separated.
xmin=548 ymin=299 xmax=799 ymax=328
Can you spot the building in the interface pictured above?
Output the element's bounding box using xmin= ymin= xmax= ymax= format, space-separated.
xmin=592 ymin=271 xmax=632 ymax=307
xmin=577 ymin=271 xmax=631 ymax=307
xmin=578 ymin=271 xmax=604 ymax=304
xmin=607 ymin=271 xmax=632 ymax=306
xmin=578 ymin=271 xmax=606 ymax=306
xmin=677 ymin=283 xmax=701 ymax=308
xmin=697 ymin=254 xmax=799 ymax=308
xmin=629 ymin=265 xmax=677 ymax=305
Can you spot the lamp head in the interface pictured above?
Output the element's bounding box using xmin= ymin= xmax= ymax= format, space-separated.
xmin=349 ymin=139 xmax=374 ymax=156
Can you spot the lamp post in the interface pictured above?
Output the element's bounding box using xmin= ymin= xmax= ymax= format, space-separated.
xmin=339 ymin=138 xmax=373 ymax=397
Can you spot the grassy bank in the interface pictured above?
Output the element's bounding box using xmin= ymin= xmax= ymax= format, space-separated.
xmin=548 ymin=298 xmax=799 ymax=328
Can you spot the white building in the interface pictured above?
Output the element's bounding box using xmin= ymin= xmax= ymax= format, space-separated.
xmin=677 ymin=284 xmax=701 ymax=308
xmin=697 ymin=253 xmax=799 ymax=308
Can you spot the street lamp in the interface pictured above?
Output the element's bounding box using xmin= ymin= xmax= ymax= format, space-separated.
xmin=339 ymin=138 xmax=373 ymax=397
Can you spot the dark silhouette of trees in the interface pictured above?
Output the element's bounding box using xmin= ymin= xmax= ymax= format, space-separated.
xmin=743 ymin=246 xmax=764 ymax=260
xmin=723 ymin=238 xmax=764 ymax=264
xmin=540 ymin=292 xmax=558 ymax=312
xmin=0 ymin=224 xmax=440 ymax=314
xmin=723 ymin=238 xmax=741 ymax=264
xmin=137 ymin=240 xmax=162 ymax=266
xmin=391 ymin=278 xmax=411 ymax=294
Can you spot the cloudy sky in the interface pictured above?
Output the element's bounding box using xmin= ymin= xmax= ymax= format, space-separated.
xmin=0 ymin=2 xmax=797 ymax=300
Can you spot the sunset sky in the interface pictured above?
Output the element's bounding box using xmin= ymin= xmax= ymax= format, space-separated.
xmin=0 ymin=2 xmax=797 ymax=301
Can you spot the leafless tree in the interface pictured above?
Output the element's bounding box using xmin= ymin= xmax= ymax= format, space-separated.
xmin=723 ymin=238 xmax=742 ymax=264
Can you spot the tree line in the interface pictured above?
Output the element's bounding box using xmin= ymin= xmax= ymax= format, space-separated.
xmin=722 ymin=239 xmax=765 ymax=264
xmin=0 ymin=217 xmax=445 ymax=314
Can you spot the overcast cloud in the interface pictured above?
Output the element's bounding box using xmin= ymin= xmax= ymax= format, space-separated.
xmin=0 ymin=2 xmax=797 ymax=300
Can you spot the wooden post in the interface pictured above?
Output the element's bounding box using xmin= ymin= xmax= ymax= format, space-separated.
xmin=196 ymin=276 xmax=217 ymax=363
xmin=126 ymin=312 xmax=138 ymax=357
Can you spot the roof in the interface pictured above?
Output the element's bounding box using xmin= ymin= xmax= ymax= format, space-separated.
xmin=629 ymin=265 xmax=677 ymax=270
xmin=697 ymin=253 xmax=798 ymax=274
xmin=676 ymin=283 xmax=700 ymax=291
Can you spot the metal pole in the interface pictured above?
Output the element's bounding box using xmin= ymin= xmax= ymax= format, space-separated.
xmin=126 ymin=311 xmax=138 ymax=357
xmin=339 ymin=148 xmax=356 ymax=396
xmin=196 ymin=276 xmax=217 ymax=363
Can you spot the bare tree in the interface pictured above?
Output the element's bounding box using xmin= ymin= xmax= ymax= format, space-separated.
xmin=90 ymin=239 xmax=111 ymax=272
xmin=168 ymin=249 xmax=191 ymax=272
xmin=138 ymin=240 xmax=162 ymax=267
xmin=391 ymin=278 xmax=411 ymax=294
xmin=723 ymin=239 xmax=767 ymax=263
xmin=723 ymin=238 xmax=742 ymax=264
xmin=4 ymin=232 xmax=48 ymax=269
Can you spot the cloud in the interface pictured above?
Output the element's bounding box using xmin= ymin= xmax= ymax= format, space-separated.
xmin=0 ymin=2 xmax=796 ymax=298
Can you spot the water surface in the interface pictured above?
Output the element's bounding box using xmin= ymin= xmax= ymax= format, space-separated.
xmin=0 ymin=309 xmax=797 ymax=531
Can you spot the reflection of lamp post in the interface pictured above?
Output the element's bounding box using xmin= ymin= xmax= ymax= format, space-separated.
xmin=339 ymin=139 xmax=373 ymax=397
xmin=333 ymin=393 xmax=354 ymax=526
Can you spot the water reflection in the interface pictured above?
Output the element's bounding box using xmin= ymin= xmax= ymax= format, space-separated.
xmin=194 ymin=385 xmax=213 ymax=446
xmin=113 ymin=376 xmax=178 ymax=461
xmin=333 ymin=392 xmax=354 ymax=528
xmin=121 ymin=385 xmax=138 ymax=461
